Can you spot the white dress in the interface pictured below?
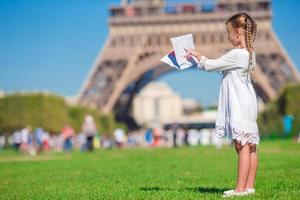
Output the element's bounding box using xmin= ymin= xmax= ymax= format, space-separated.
xmin=197 ymin=48 xmax=260 ymax=146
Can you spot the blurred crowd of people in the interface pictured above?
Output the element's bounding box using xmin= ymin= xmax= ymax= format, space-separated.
xmin=128 ymin=124 xmax=230 ymax=149
xmin=0 ymin=115 xmax=111 ymax=155
xmin=0 ymin=115 xmax=239 ymax=155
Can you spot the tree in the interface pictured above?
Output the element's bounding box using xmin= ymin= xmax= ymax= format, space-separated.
xmin=0 ymin=93 xmax=128 ymax=135
xmin=257 ymin=83 xmax=300 ymax=137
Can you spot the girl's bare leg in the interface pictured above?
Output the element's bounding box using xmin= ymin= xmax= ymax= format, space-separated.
xmin=246 ymin=146 xmax=258 ymax=189
xmin=234 ymin=140 xmax=251 ymax=192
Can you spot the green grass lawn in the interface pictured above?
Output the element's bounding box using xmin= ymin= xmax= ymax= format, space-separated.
xmin=0 ymin=140 xmax=299 ymax=200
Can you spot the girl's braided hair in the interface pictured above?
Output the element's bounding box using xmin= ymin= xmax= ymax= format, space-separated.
xmin=226 ymin=13 xmax=258 ymax=82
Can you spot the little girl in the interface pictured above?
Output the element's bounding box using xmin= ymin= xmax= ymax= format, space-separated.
xmin=186 ymin=13 xmax=259 ymax=197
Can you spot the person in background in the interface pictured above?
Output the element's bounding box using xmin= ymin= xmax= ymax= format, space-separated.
xmin=152 ymin=127 xmax=161 ymax=147
xmin=183 ymin=127 xmax=189 ymax=146
xmin=101 ymin=133 xmax=113 ymax=149
xmin=172 ymin=124 xmax=179 ymax=148
xmin=20 ymin=126 xmax=31 ymax=153
xmin=144 ymin=128 xmax=153 ymax=146
xmin=34 ymin=127 xmax=44 ymax=153
xmin=61 ymin=124 xmax=75 ymax=151
xmin=113 ymin=128 xmax=126 ymax=148
xmin=93 ymin=131 xmax=101 ymax=149
xmin=0 ymin=135 xmax=6 ymax=150
xmin=82 ymin=115 xmax=97 ymax=151
xmin=41 ymin=131 xmax=50 ymax=152
xmin=12 ymin=130 xmax=21 ymax=152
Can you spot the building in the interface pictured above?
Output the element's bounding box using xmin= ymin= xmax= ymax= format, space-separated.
xmin=182 ymin=98 xmax=202 ymax=114
xmin=133 ymin=82 xmax=183 ymax=127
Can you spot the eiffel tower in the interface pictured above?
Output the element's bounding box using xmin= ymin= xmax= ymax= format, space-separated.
xmin=78 ymin=0 xmax=300 ymax=129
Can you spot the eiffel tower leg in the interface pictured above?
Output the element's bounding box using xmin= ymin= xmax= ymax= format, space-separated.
xmin=253 ymin=30 xmax=300 ymax=102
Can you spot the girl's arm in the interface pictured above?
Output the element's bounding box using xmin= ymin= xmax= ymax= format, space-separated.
xmin=186 ymin=49 xmax=240 ymax=72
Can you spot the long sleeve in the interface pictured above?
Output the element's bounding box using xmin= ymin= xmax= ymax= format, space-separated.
xmin=196 ymin=49 xmax=240 ymax=72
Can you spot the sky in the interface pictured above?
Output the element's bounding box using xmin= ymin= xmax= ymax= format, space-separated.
xmin=0 ymin=0 xmax=300 ymax=107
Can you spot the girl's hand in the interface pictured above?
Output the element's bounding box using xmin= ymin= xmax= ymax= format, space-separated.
xmin=184 ymin=48 xmax=202 ymax=60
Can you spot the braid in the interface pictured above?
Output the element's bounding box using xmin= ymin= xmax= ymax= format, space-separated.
xmin=251 ymin=21 xmax=257 ymax=82
xmin=245 ymin=17 xmax=256 ymax=83
xmin=252 ymin=21 xmax=257 ymax=42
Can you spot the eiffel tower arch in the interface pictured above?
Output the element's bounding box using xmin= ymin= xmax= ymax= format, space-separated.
xmin=78 ymin=0 xmax=300 ymax=129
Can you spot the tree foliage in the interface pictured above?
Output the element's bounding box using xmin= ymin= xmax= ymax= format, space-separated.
xmin=0 ymin=93 xmax=128 ymax=135
xmin=257 ymin=83 xmax=300 ymax=137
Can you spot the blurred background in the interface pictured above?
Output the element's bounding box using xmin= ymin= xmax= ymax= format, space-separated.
xmin=0 ymin=0 xmax=300 ymax=154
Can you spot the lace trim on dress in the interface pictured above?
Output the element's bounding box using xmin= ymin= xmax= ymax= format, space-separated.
xmin=216 ymin=126 xmax=226 ymax=138
xmin=216 ymin=125 xmax=260 ymax=146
